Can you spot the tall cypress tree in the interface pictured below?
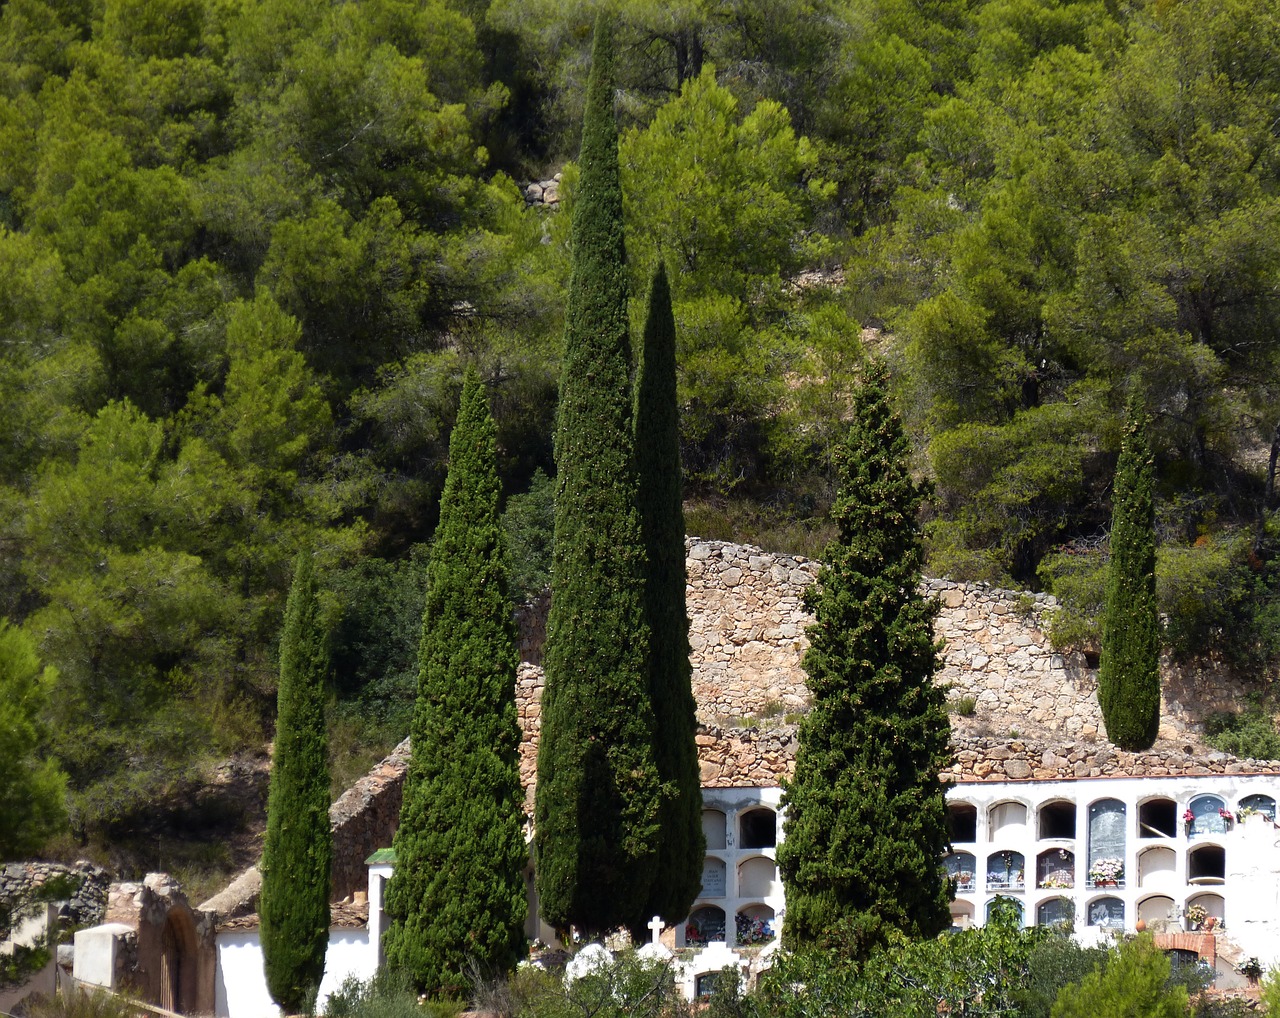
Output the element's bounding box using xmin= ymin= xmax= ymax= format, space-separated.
xmin=260 ymin=552 xmax=332 ymax=1014
xmin=534 ymin=16 xmax=662 ymax=937
xmin=1098 ymin=392 xmax=1161 ymax=750
xmin=634 ymin=262 xmax=704 ymax=923
xmin=777 ymin=361 xmax=952 ymax=958
xmin=384 ymin=368 xmax=527 ymax=996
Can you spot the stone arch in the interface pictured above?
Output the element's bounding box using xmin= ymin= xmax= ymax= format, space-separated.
xmin=1238 ymin=793 xmax=1276 ymax=821
xmin=1187 ymin=795 xmax=1227 ymax=837
xmin=1137 ymin=845 xmax=1176 ymax=887
xmin=947 ymin=801 xmax=977 ymax=843
xmin=1037 ymin=799 xmax=1076 ymax=840
xmin=1187 ymin=844 xmax=1225 ymax=884
xmin=159 ymin=909 xmax=198 ymax=1013
xmin=987 ymin=800 xmax=1029 ymax=841
xmin=1137 ymin=796 xmax=1177 ymax=839
xmin=736 ymin=856 xmax=779 ymax=899
xmin=1137 ymin=894 xmax=1176 ymax=926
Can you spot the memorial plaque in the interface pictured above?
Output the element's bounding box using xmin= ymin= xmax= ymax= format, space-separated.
xmin=701 ymin=859 xmax=726 ymax=898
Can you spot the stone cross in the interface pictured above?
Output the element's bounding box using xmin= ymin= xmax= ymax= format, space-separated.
xmin=648 ymin=915 xmax=664 ymax=946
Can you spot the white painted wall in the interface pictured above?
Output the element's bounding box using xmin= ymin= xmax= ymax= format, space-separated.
xmin=214 ymin=929 xmax=374 ymax=1018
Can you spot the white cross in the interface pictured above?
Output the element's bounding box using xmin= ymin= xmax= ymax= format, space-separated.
xmin=648 ymin=915 xmax=664 ymax=945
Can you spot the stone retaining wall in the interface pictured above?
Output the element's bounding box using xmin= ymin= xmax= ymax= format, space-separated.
xmin=0 ymin=861 xmax=110 ymax=928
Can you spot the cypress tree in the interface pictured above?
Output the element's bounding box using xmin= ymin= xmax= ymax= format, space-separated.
xmin=534 ymin=16 xmax=662 ymax=937
xmin=777 ymin=361 xmax=952 ymax=958
xmin=1098 ymin=392 xmax=1161 ymax=750
xmin=260 ymin=552 xmax=332 ymax=1014
xmin=383 ymin=368 xmax=527 ymax=996
xmin=634 ymin=262 xmax=704 ymax=923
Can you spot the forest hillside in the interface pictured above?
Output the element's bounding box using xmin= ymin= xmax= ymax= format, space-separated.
xmin=1 ymin=0 xmax=1278 ymax=878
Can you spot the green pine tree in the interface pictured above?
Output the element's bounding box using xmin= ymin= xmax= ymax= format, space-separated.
xmin=1098 ymin=392 xmax=1161 ymax=750
xmin=260 ymin=552 xmax=332 ymax=1014
xmin=383 ymin=368 xmax=527 ymax=996
xmin=534 ymin=15 xmax=662 ymax=937
xmin=777 ymin=361 xmax=952 ymax=958
xmin=634 ymin=262 xmax=704 ymax=924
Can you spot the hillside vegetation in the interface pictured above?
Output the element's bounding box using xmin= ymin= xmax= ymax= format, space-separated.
xmin=1 ymin=0 xmax=1279 ymax=861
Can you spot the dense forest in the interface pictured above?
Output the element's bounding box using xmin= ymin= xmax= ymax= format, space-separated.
xmin=2 ymin=0 xmax=1279 ymax=861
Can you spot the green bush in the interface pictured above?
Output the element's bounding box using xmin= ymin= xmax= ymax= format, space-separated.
xmin=326 ymin=972 xmax=462 ymax=1018
xmin=505 ymin=468 xmax=555 ymax=604
xmin=480 ymin=952 xmax=688 ymax=1018
xmin=1038 ymin=547 xmax=1106 ymax=652
xmin=1204 ymin=710 xmax=1280 ymax=761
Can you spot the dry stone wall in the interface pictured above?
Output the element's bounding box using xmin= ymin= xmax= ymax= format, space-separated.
xmin=0 ymin=861 xmax=110 ymax=928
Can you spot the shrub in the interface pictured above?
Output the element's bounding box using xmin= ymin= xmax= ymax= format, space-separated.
xmin=1204 ymin=710 xmax=1280 ymax=761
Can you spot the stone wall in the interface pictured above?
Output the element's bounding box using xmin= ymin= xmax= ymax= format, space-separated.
xmin=0 ymin=860 xmax=110 ymax=929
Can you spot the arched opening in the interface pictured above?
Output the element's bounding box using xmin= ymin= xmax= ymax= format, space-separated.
xmin=988 ymin=801 xmax=1028 ymax=840
xmin=1087 ymin=799 xmax=1126 ymax=886
xmin=1188 ymin=795 xmax=1228 ymax=837
xmin=1086 ymin=897 xmax=1125 ymax=929
xmin=686 ymin=906 xmax=726 ymax=946
xmin=947 ymin=802 xmax=977 ymax=843
xmin=159 ymin=911 xmax=196 ymax=1014
xmin=1138 ymin=798 xmax=1177 ymax=839
xmin=1187 ymin=845 xmax=1225 ymax=884
xmin=986 ymin=850 xmax=1024 ymax=891
xmin=1239 ymin=794 xmax=1276 ymax=822
xmin=1036 ymin=897 xmax=1073 ymax=928
xmin=1186 ymin=893 xmax=1225 ymax=930
xmin=945 ymin=852 xmax=976 ymax=893
xmin=1138 ymin=895 xmax=1175 ymax=926
xmin=1137 ymin=846 xmax=1176 ymax=886
xmin=950 ymin=900 xmax=975 ymax=929
xmin=702 ymin=809 xmax=727 ymax=850
xmin=739 ymin=808 xmax=777 ymax=849
xmin=1036 ymin=848 xmax=1074 ymax=889
xmin=737 ymin=857 xmax=779 ymax=898
xmin=735 ymin=904 xmax=776 ymax=946
xmin=1038 ymin=800 xmax=1076 ymax=840
xmin=700 ymin=857 xmax=727 ymax=898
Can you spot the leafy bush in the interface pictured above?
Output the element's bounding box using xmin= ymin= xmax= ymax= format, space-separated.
xmin=1204 ymin=710 xmax=1280 ymax=761
xmin=326 ymin=972 xmax=462 ymax=1018
xmin=1038 ymin=547 xmax=1106 ymax=652
xmin=505 ymin=468 xmax=555 ymax=604
xmin=477 ymin=952 xmax=689 ymax=1018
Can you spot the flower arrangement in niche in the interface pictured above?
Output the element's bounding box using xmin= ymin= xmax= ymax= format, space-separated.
xmin=1183 ymin=807 xmax=1195 ymax=826
xmin=1219 ymin=807 xmax=1234 ymax=824
xmin=1040 ymin=873 xmax=1074 ymax=889
xmin=1088 ymin=857 xmax=1124 ymax=885
xmin=1238 ymin=805 xmax=1260 ymax=820
xmin=1186 ymin=903 xmax=1208 ymax=927
xmin=735 ymin=913 xmax=774 ymax=946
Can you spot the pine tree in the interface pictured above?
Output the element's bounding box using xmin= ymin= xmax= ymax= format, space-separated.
xmin=777 ymin=361 xmax=952 ymax=957
xmin=1098 ymin=392 xmax=1161 ymax=750
xmin=634 ymin=262 xmax=704 ymax=923
xmin=260 ymin=552 xmax=332 ymax=1014
xmin=383 ymin=368 xmax=527 ymax=996
xmin=534 ymin=15 xmax=662 ymax=937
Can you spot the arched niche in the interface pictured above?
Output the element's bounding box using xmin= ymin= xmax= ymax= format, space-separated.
xmin=739 ymin=808 xmax=777 ymax=849
xmin=950 ymin=900 xmax=975 ymax=929
xmin=1087 ymin=799 xmax=1126 ymax=885
xmin=1038 ymin=800 xmax=1076 ymax=840
xmin=1137 ymin=895 xmax=1175 ymax=925
xmin=948 ymin=802 xmax=977 ymax=843
xmin=1138 ymin=797 xmax=1177 ymax=839
xmin=1036 ymin=848 xmax=1074 ymax=889
xmin=700 ymin=857 xmax=727 ymax=898
xmin=737 ymin=856 xmax=779 ymax=899
xmin=945 ymin=852 xmax=976 ymax=893
xmin=1086 ymin=896 xmax=1125 ymax=929
xmin=686 ymin=905 xmax=726 ymax=946
xmin=1187 ymin=845 xmax=1225 ymax=884
xmin=702 ymin=809 xmax=727 ymax=850
xmin=735 ymin=903 xmax=776 ymax=946
xmin=1239 ymin=794 xmax=1277 ymax=822
xmin=986 ymin=851 xmax=1025 ymax=891
xmin=988 ymin=801 xmax=1028 ymax=841
xmin=1188 ymin=795 xmax=1227 ymax=837
xmin=1036 ymin=897 xmax=1073 ymax=928
xmin=1137 ymin=846 xmax=1176 ymax=886
xmin=1187 ymin=892 xmax=1225 ymax=926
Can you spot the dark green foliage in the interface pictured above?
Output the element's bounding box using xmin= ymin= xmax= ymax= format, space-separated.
xmin=1098 ymin=394 xmax=1161 ymax=751
xmin=1051 ymin=934 xmax=1187 ymax=1018
xmin=777 ymin=361 xmax=951 ymax=956
xmin=634 ymin=262 xmax=704 ymax=923
xmin=0 ymin=620 xmax=66 ymax=859
xmin=260 ymin=552 xmax=332 ymax=1014
xmin=325 ymin=972 xmax=461 ymax=1018
xmin=534 ymin=16 xmax=662 ymax=936
xmin=505 ymin=468 xmax=556 ymax=604
xmin=1204 ymin=710 xmax=1280 ymax=762
xmin=383 ymin=369 xmax=527 ymax=996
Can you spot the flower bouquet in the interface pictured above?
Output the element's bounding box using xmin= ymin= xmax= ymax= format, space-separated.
xmin=1088 ymin=857 xmax=1123 ymax=886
